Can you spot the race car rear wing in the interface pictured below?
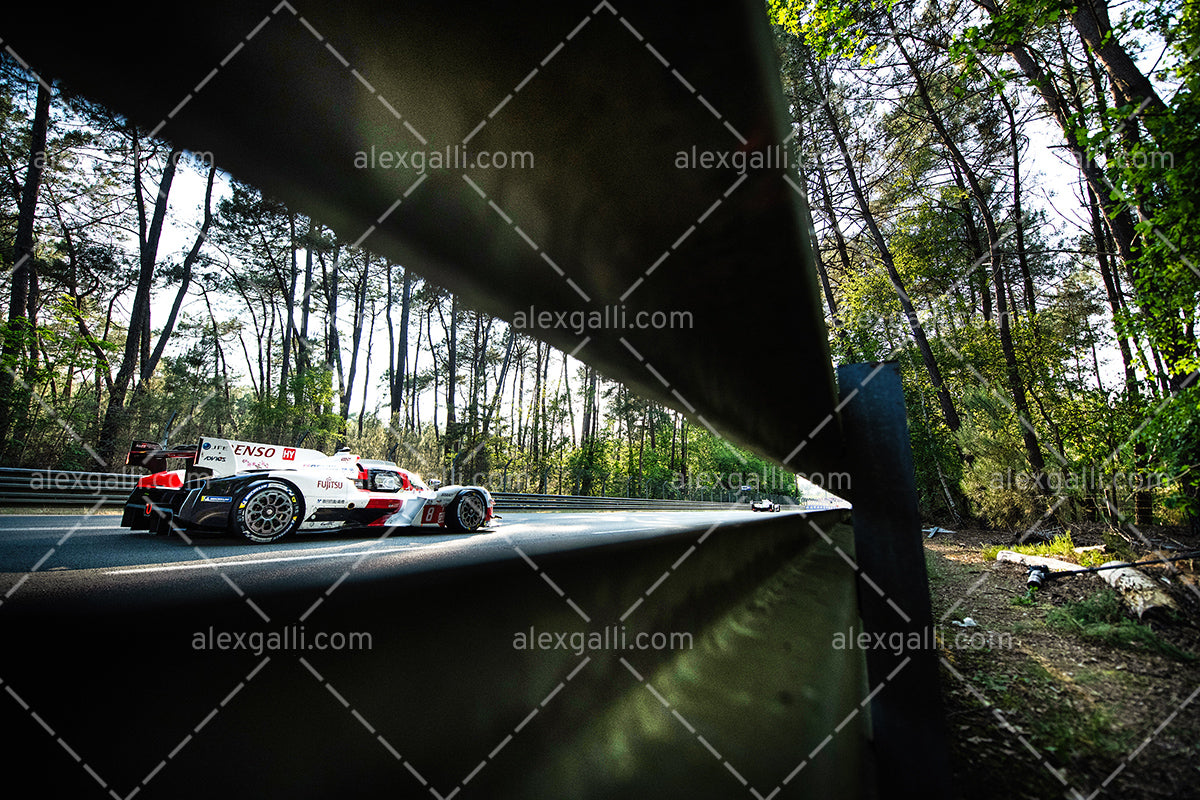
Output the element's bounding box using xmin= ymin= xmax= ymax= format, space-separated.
xmin=127 ymin=436 xmax=354 ymax=479
xmin=192 ymin=437 xmax=350 ymax=478
xmin=125 ymin=441 xmax=199 ymax=474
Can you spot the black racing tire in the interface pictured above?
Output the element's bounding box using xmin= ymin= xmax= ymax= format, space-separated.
xmin=234 ymin=480 xmax=303 ymax=544
xmin=445 ymin=490 xmax=487 ymax=532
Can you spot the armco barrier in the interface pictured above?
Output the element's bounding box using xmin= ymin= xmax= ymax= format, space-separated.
xmin=0 ymin=467 xmax=818 ymax=512
xmin=0 ymin=466 xmax=139 ymax=506
xmin=1 ymin=507 xmax=865 ymax=798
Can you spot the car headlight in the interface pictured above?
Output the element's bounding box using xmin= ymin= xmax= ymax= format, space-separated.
xmin=370 ymin=470 xmax=401 ymax=491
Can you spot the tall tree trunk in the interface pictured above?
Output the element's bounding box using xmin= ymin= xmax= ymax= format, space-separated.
xmin=98 ymin=137 xmax=182 ymax=464
xmin=340 ymin=252 xmax=370 ymax=422
xmin=562 ymin=356 xmax=575 ymax=448
xmin=976 ymin=0 xmax=1193 ymax=388
xmin=529 ymin=341 xmax=542 ymax=465
xmin=278 ymin=213 xmax=298 ymax=401
xmin=0 ymin=80 xmax=51 ymax=457
xmin=482 ymin=328 xmax=516 ymax=437
xmin=1069 ymin=0 xmax=1167 ymax=126
xmin=385 ymin=262 xmax=396 ymax=416
xmin=397 ymin=269 xmax=413 ymax=420
xmin=680 ymin=417 xmax=688 ymax=496
xmin=469 ymin=312 xmax=484 ymax=439
xmin=320 ymin=245 xmax=345 ymax=412
xmin=995 ymin=83 xmax=1036 ymax=316
xmin=385 ymin=264 xmax=412 ymax=419
xmin=444 ymin=293 xmax=459 ymax=455
xmin=299 ymin=218 xmax=316 ymax=375
xmin=1085 ymin=186 xmax=1156 ymax=523
xmin=142 ymin=162 xmax=217 ymax=385
xmin=809 ymin=53 xmax=962 ymax=434
xmin=1090 ymin=186 xmax=1140 ymax=394
xmin=949 ymin=161 xmax=992 ymax=322
xmin=539 ymin=346 xmax=551 ymax=493
xmin=358 ymin=302 xmax=374 ymax=439
xmin=810 ymin=138 xmax=854 ymax=357
xmin=426 ymin=307 xmax=439 ymax=439
xmin=409 ymin=309 xmax=423 ymax=430
xmin=578 ymin=363 xmax=598 ymax=495
xmin=892 ymin=23 xmax=1049 ymax=492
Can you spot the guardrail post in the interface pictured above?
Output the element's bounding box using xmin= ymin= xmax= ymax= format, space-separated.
xmin=836 ymin=361 xmax=952 ymax=799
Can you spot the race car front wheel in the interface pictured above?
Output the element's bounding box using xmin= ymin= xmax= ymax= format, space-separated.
xmin=234 ymin=480 xmax=303 ymax=544
xmin=446 ymin=490 xmax=487 ymax=532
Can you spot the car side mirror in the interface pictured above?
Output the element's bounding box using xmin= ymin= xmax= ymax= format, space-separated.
xmin=428 ymin=479 xmax=442 ymax=489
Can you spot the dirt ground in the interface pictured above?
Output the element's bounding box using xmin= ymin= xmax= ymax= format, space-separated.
xmin=924 ymin=523 xmax=1200 ymax=799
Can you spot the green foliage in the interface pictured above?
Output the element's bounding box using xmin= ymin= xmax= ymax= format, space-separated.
xmin=1121 ymin=92 xmax=1200 ymax=380
xmin=1022 ymin=665 xmax=1130 ymax=759
xmin=982 ymin=532 xmax=1071 ymax=560
xmin=904 ymin=372 xmax=964 ymax=518
xmin=567 ymin=435 xmax=610 ymax=496
xmin=1011 ymin=586 xmax=1040 ymax=606
xmin=768 ymin=0 xmax=890 ymax=61
xmin=959 ymin=0 xmax=1063 ymax=52
xmin=957 ymin=386 xmax=1041 ymax=526
xmin=1046 ymin=589 xmax=1195 ymax=662
xmin=1137 ymin=385 xmax=1200 ymax=529
xmin=242 ymin=366 xmax=345 ymax=453
xmin=981 ymin=532 xmax=1108 ymax=567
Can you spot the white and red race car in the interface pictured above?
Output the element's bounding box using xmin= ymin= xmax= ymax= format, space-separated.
xmin=121 ymin=437 xmax=495 ymax=543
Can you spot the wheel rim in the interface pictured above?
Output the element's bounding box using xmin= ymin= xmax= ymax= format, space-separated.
xmin=243 ymin=487 xmax=295 ymax=538
xmin=457 ymin=493 xmax=486 ymax=530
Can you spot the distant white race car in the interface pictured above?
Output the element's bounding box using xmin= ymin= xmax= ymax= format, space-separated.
xmin=749 ymin=498 xmax=781 ymax=512
xmin=121 ymin=437 xmax=495 ymax=543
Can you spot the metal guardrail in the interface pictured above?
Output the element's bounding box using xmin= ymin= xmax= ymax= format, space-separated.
xmin=0 ymin=467 xmax=141 ymax=506
xmin=0 ymin=467 xmax=830 ymax=512
xmin=3 ymin=508 xmax=860 ymax=798
xmin=493 ymin=493 xmax=750 ymax=512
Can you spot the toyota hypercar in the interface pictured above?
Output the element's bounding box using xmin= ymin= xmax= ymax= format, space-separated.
xmin=121 ymin=437 xmax=495 ymax=543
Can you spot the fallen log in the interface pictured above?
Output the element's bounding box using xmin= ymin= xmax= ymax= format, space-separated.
xmin=995 ymin=551 xmax=1178 ymax=619
xmin=1096 ymin=560 xmax=1179 ymax=620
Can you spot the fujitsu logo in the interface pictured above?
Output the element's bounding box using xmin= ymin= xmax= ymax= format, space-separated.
xmin=316 ymin=478 xmax=343 ymax=490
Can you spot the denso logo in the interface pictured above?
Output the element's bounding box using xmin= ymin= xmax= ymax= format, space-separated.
xmin=233 ymin=444 xmax=276 ymax=458
xmin=316 ymin=478 xmax=344 ymax=490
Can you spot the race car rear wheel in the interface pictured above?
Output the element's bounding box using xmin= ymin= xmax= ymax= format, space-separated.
xmin=446 ymin=490 xmax=487 ymax=532
xmin=234 ymin=480 xmax=303 ymax=544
